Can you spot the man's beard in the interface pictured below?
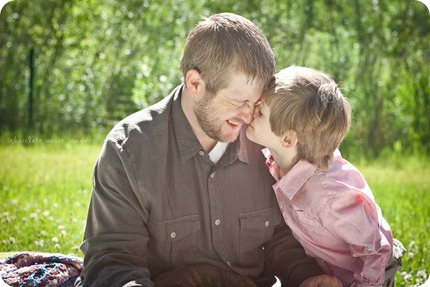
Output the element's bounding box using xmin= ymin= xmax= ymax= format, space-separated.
xmin=193 ymin=94 xmax=240 ymax=143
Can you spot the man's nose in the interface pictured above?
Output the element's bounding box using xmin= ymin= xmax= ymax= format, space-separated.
xmin=241 ymin=103 xmax=256 ymax=124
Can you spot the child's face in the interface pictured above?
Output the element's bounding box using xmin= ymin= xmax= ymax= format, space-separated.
xmin=246 ymin=101 xmax=284 ymax=150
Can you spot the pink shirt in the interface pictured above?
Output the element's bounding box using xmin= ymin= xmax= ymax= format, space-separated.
xmin=263 ymin=148 xmax=393 ymax=287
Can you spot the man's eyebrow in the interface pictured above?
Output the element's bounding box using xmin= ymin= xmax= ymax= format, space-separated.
xmin=225 ymin=95 xmax=248 ymax=105
xmin=227 ymin=92 xmax=261 ymax=104
xmin=230 ymin=92 xmax=246 ymax=102
xmin=225 ymin=95 xmax=243 ymax=104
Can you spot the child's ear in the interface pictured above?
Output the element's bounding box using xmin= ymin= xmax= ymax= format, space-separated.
xmin=281 ymin=130 xmax=298 ymax=148
xmin=185 ymin=69 xmax=204 ymax=97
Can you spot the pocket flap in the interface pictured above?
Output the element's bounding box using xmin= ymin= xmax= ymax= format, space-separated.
xmin=239 ymin=207 xmax=282 ymax=230
xmin=149 ymin=214 xmax=200 ymax=241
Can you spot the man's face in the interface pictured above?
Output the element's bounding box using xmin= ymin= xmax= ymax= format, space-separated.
xmin=194 ymin=73 xmax=264 ymax=143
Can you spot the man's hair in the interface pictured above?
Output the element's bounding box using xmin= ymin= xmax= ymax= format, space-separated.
xmin=180 ymin=13 xmax=275 ymax=95
xmin=264 ymin=66 xmax=351 ymax=169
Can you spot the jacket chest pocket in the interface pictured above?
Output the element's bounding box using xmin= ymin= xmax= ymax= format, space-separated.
xmin=148 ymin=214 xmax=201 ymax=265
xmin=239 ymin=207 xmax=282 ymax=260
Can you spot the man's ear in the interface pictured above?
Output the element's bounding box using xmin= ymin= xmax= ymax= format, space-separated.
xmin=281 ymin=130 xmax=298 ymax=147
xmin=185 ymin=69 xmax=204 ymax=97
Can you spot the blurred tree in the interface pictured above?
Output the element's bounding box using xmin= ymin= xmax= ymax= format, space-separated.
xmin=0 ymin=0 xmax=429 ymax=155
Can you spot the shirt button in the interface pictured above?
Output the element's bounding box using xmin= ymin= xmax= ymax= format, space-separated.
xmin=215 ymin=219 xmax=221 ymax=226
xmin=226 ymin=260 xmax=231 ymax=266
xmin=199 ymin=150 xmax=204 ymax=156
xmin=210 ymin=173 xmax=215 ymax=179
xmin=265 ymin=220 xmax=270 ymax=227
xmin=170 ymin=232 xmax=177 ymax=239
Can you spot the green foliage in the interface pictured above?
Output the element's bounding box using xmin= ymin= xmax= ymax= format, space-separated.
xmin=1 ymin=0 xmax=429 ymax=155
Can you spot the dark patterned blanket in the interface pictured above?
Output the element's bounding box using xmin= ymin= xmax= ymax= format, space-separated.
xmin=0 ymin=252 xmax=82 ymax=287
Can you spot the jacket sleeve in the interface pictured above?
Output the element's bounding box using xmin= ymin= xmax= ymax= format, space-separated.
xmin=264 ymin=219 xmax=324 ymax=286
xmin=78 ymin=137 xmax=153 ymax=287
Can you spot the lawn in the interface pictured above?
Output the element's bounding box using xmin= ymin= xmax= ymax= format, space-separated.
xmin=0 ymin=142 xmax=429 ymax=286
xmin=0 ymin=140 xmax=99 ymax=256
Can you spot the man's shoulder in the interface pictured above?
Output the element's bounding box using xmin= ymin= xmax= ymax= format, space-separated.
xmin=106 ymin=92 xmax=176 ymax=150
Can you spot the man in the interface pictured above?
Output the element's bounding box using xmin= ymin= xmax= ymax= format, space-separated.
xmin=75 ymin=13 xmax=341 ymax=287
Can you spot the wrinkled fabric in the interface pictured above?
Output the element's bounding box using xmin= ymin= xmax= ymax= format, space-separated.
xmin=264 ymin=148 xmax=394 ymax=287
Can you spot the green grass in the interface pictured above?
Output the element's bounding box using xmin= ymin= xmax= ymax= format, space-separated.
xmin=0 ymin=141 xmax=100 ymax=257
xmin=1 ymin=143 xmax=429 ymax=286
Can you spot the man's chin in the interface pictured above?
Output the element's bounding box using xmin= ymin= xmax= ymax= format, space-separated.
xmin=217 ymin=130 xmax=240 ymax=143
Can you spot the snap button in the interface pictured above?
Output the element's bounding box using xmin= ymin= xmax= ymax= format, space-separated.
xmin=210 ymin=173 xmax=215 ymax=179
xmin=170 ymin=232 xmax=177 ymax=239
xmin=215 ymin=219 xmax=221 ymax=226
xmin=265 ymin=220 xmax=270 ymax=227
xmin=199 ymin=150 xmax=204 ymax=156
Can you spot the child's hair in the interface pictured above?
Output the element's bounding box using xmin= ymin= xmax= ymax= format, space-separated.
xmin=263 ymin=66 xmax=351 ymax=169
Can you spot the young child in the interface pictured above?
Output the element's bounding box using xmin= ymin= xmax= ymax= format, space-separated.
xmin=246 ymin=66 xmax=405 ymax=287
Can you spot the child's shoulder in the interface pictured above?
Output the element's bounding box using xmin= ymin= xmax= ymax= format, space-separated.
xmin=294 ymin=161 xmax=373 ymax=215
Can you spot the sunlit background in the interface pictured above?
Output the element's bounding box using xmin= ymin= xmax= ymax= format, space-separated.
xmin=1 ymin=1 xmax=429 ymax=286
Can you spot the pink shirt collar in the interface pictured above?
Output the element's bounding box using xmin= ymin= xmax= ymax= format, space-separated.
xmin=262 ymin=148 xmax=319 ymax=200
